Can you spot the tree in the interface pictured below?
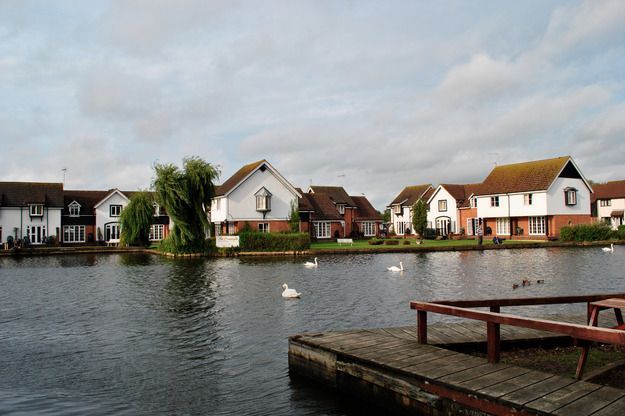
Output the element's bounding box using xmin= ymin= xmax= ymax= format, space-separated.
xmin=152 ymin=156 xmax=220 ymax=253
xmin=382 ymin=208 xmax=391 ymax=224
xmin=288 ymin=198 xmax=301 ymax=232
xmin=412 ymin=200 xmax=427 ymax=239
xmin=119 ymin=191 xmax=154 ymax=246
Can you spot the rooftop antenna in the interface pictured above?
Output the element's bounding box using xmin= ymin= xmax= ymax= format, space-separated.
xmin=488 ymin=153 xmax=499 ymax=166
xmin=338 ymin=174 xmax=345 ymax=186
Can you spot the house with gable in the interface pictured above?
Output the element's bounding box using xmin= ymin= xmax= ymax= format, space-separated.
xmin=428 ymin=183 xmax=481 ymax=237
xmin=305 ymin=185 xmax=382 ymax=239
xmin=210 ymin=160 xmax=302 ymax=235
xmin=0 ymin=182 xmax=64 ymax=245
xmin=387 ymin=184 xmax=434 ymax=235
xmin=298 ymin=191 xmax=345 ymax=240
xmin=63 ymin=189 xmax=170 ymax=244
xmin=456 ymin=183 xmax=482 ymax=237
xmin=590 ymin=180 xmax=625 ymax=230
xmin=473 ymin=156 xmax=593 ymax=240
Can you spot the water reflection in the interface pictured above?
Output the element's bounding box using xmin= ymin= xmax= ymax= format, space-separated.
xmin=0 ymin=246 xmax=623 ymax=415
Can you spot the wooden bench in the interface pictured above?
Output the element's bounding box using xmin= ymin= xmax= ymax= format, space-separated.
xmin=107 ymin=238 xmax=120 ymax=247
xmin=337 ymin=238 xmax=353 ymax=246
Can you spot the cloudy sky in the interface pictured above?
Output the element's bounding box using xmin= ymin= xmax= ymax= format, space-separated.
xmin=1 ymin=0 xmax=624 ymax=211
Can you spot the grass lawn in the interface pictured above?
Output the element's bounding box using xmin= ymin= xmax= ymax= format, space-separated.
xmin=310 ymin=238 xmax=542 ymax=250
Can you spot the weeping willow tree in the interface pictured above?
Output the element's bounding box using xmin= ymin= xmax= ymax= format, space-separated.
xmin=119 ymin=191 xmax=154 ymax=246
xmin=152 ymin=156 xmax=220 ymax=254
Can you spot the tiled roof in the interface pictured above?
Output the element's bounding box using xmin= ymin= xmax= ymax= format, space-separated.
xmin=475 ymin=156 xmax=576 ymax=196
xmin=389 ymin=184 xmax=433 ymax=206
xmin=0 ymin=182 xmax=64 ymax=207
xmin=590 ymin=180 xmax=625 ymax=203
xmin=439 ymin=183 xmax=482 ymax=208
xmin=458 ymin=183 xmax=482 ymax=208
xmin=309 ymin=186 xmax=356 ymax=207
xmin=304 ymin=193 xmax=343 ymax=221
xmin=352 ymin=196 xmax=382 ymax=221
xmin=64 ymin=190 xmax=111 ymax=212
xmin=216 ymin=160 xmax=266 ymax=196
xmin=296 ymin=188 xmax=315 ymax=212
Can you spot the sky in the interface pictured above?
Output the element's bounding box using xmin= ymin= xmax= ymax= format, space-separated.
xmin=1 ymin=0 xmax=624 ymax=211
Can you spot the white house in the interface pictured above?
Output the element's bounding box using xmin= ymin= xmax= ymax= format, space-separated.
xmin=93 ymin=189 xmax=131 ymax=244
xmin=0 ymin=182 xmax=64 ymax=245
xmin=211 ymin=160 xmax=302 ymax=235
xmin=387 ymin=184 xmax=434 ymax=235
xmin=427 ymin=184 xmax=477 ymax=237
xmin=591 ymin=180 xmax=625 ymax=230
xmin=473 ymin=156 xmax=593 ymax=240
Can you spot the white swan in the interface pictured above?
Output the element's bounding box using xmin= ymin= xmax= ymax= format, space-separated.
xmin=388 ymin=261 xmax=403 ymax=272
xmin=602 ymin=243 xmax=614 ymax=252
xmin=304 ymin=257 xmax=318 ymax=267
xmin=282 ymin=284 xmax=301 ymax=298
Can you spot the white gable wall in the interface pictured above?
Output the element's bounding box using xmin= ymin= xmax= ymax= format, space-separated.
xmin=95 ymin=192 xmax=130 ymax=238
xmin=227 ymin=168 xmax=297 ymax=221
xmin=428 ymin=187 xmax=458 ymax=233
xmin=547 ymin=177 xmax=591 ymax=215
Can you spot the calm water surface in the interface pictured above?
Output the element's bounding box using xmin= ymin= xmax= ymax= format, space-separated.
xmin=1 ymin=246 xmax=623 ymax=415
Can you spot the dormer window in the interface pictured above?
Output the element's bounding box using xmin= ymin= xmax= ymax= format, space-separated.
xmin=470 ymin=197 xmax=477 ymax=208
xmin=337 ymin=204 xmax=345 ymax=215
xmin=69 ymin=202 xmax=80 ymax=217
xmin=255 ymin=187 xmax=272 ymax=212
xmin=393 ymin=205 xmax=402 ymax=215
xmin=30 ymin=204 xmax=43 ymax=216
xmin=564 ymin=187 xmax=577 ymax=206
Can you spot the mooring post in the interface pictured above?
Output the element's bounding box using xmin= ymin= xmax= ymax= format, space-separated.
xmin=417 ymin=310 xmax=427 ymax=344
xmin=487 ymin=305 xmax=500 ymax=363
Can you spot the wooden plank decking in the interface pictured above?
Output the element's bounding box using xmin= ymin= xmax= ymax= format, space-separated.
xmin=289 ymin=314 xmax=625 ymax=415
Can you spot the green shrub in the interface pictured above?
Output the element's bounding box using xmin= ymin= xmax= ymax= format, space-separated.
xmin=157 ymin=236 xmax=217 ymax=255
xmin=237 ymin=231 xmax=310 ymax=252
xmin=616 ymin=225 xmax=625 ymax=240
xmin=368 ymin=238 xmax=384 ymax=245
xmin=559 ymin=223 xmax=613 ymax=242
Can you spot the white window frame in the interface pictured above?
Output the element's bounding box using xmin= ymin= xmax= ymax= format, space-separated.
xmin=314 ymin=222 xmax=331 ymax=238
xmin=470 ymin=197 xmax=477 ymax=208
xmin=361 ymin=221 xmax=376 ymax=237
xmin=438 ymin=200 xmax=447 ymax=212
xmin=565 ymin=188 xmax=577 ymax=206
xmin=110 ymin=205 xmax=122 ymax=217
xmin=337 ymin=204 xmax=345 ymax=215
xmin=27 ymin=225 xmax=46 ymax=243
xmin=63 ymin=225 xmax=85 ymax=243
xmin=491 ymin=196 xmax=499 ymax=207
xmin=528 ymin=216 xmax=546 ymax=235
xmin=149 ymin=224 xmax=165 ymax=241
xmin=69 ymin=203 xmax=80 ymax=217
xmin=600 ymin=199 xmax=611 ymax=207
xmin=496 ymin=218 xmax=509 ymax=235
xmin=524 ymin=194 xmax=533 ymax=205
xmin=30 ymin=204 xmax=43 ymax=216
xmin=258 ymin=223 xmax=269 ymax=233
xmin=106 ymin=224 xmax=120 ymax=241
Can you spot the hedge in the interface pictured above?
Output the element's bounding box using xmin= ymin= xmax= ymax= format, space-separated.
xmin=559 ymin=223 xmax=613 ymax=242
xmin=237 ymin=231 xmax=310 ymax=252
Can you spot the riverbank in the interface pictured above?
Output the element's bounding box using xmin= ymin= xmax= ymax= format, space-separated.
xmin=0 ymin=240 xmax=620 ymax=257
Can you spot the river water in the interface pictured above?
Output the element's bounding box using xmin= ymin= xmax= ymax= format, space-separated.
xmin=0 ymin=246 xmax=623 ymax=415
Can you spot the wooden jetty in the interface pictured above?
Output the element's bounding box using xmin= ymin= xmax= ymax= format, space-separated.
xmin=289 ymin=311 xmax=625 ymax=415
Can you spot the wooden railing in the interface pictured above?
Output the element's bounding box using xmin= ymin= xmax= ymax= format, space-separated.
xmin=410 ymin=293 xmax=625 ymax=370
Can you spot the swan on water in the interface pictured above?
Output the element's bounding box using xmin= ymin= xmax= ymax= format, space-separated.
xmin=282 ymin=284 xmax=301 ymax=298
xmin=304 ymin=257 xmax=318 ymax=267
xmin=602 ymin=243 xmax=614 ymax=252
xmin=388 ymin=261 xmax=403 ymax=272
